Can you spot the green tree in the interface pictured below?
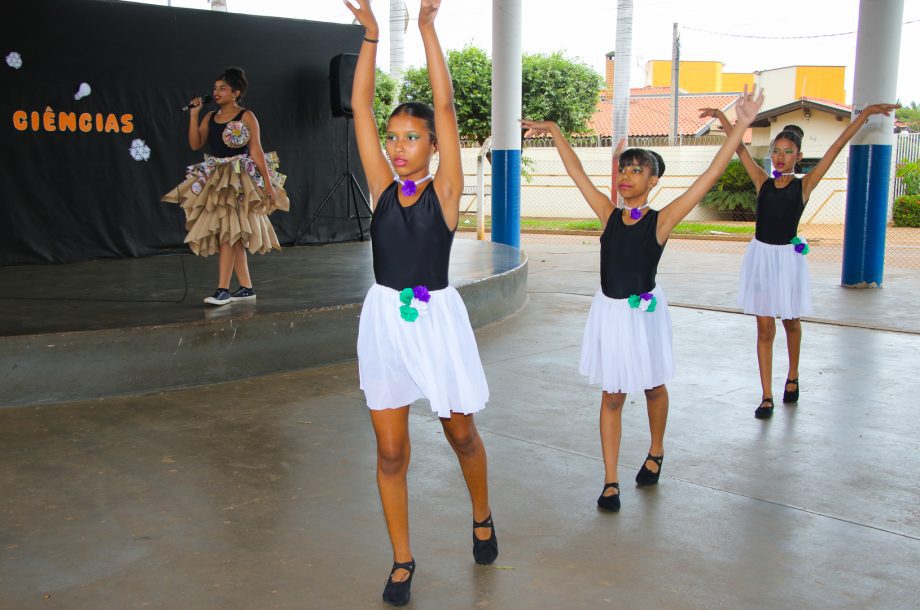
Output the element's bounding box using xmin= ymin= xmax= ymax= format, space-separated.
xmin=895 ymin=101 xmax=920 ymax=132
xmin=399 ymin=46 xmax=603 ymax=142
xmin=701 ymin=158 xmax=762 ymax=214
xmin=521 ymin=52 xmax=604 ymax=135
xmin=374 ymin=68 xmax=397 ymax=139
xmin=401 ymin=45 xmax=493 ymax=143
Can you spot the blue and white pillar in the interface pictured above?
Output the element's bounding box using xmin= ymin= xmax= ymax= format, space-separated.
xmin=491 ymin=0 xmax=522 ymax=248
xmin=842 ymin=0 xmax=903 ymax=287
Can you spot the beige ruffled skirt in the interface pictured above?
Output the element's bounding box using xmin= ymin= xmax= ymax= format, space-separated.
xmin=162 ymin=152 xmax=290 ymax=257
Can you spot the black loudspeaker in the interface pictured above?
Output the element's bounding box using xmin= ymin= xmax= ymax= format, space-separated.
xmin=330 ymin=53 xmax=359 ymax=117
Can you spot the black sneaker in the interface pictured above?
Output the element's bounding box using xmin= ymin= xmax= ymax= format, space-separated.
xmin=230 ymin=286 xmax=256 ymax=301
xmin=204 ymin=288 xmax=231 ymax=306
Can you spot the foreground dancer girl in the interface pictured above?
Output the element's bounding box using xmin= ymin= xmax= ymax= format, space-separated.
xmin=522 ymin=86 xmax=763 ymax=512
xmin=163 ymin=66 xmax=289 ymax=306
xmin=345 ymin=0 xmax=495 ymax=605
xmin=700 ymin=102 xmax=898 ymax=418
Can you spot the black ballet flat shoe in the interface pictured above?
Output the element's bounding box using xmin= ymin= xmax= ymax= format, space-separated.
xmin=755 ymin=397 xmax=775 ymax=419
xmin=472 ymin=514 xmax=499 ymax=565
xmin=783 ymin=378 xmax=799 ymax=403
xmin=635 ymin=454 xmax=664 ymax=486
xmin=597 ymin=481 xmax=621 ymax=512
xmin=382 ymin=559 xmax=415 ymax=607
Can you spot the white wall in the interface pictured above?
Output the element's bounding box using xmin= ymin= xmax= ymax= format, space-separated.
xmin=755 ymin=67 xmax=797 ymax=108
xmin=751 ymin=108 xmax=849 ymax=157
xmin=461 ymin=142 xmax=851 ymax=224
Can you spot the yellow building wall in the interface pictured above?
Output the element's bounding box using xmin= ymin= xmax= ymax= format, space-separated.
xmin=649 ymin=60 xmax=672 ymax=88
xmin=721 ymin=72 xmax=755 ymax=93
xmin=646 ymin=62 xmax=844 ymax=102
xmin=794 ymin=66 xmax=846 ymax=103
xmin=647 ymin=60 xmax=723 ymax=93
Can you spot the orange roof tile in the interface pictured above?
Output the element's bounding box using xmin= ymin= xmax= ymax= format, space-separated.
xmin=586 ymin=92 xmax=739 ymax=137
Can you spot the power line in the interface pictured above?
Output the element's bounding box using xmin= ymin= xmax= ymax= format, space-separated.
xmin=683 ymin=18 xmax=920 ymax=40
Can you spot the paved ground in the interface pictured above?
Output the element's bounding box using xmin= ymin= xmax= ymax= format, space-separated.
xmin=2 ymin=243 xmax=919 ymax=609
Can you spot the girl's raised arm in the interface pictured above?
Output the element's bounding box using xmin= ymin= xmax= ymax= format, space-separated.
xmin=419 ymin=0 xmax=463 ymax=227
xmin=344 ymin=0 xmax=393 ymax=205
xmin=657 ymin=87 xmax=764 ymax=243
xmin=699 ymin=106 xmax=769 ymax=192
xmin=520 ymin=119 xmax=622 ymax=226
xmin=800 ymin=102 xmax=899 ymax=201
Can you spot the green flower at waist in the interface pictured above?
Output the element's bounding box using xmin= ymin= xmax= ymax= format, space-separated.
xmin=628 ymin=292 xmax=657 ymax=313
xmin=790 ymin=236 xmax=810 ymax=255
xmin=400 ymin=304 xmax=419 ymax=322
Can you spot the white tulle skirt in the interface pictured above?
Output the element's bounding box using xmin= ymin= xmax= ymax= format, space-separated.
xmin=737 ymin=239 xmax=812 ymax=320
xmin=358 ymin=284 xmax=489 ymax=417
xmin=579 ymin=286 xmax=674 ymax=394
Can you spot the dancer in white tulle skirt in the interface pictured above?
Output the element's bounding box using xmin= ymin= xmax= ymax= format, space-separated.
xmin=702 ymin=102 xmax=899 ymax=419
xmin=346 ymin=0 xmax=496 ymax=605
xmin=522 ymin=85 xmax=763 ymax=513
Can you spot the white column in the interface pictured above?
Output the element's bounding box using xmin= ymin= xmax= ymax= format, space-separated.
xmin=389 ymin=0 xmax=407 ymax=93
xmin=612 ymin=0 xmax=633 ymax=147
xmin=491 ymin=0 xmax=522 ymax=248
xmin=842 ymin=0 xmax=904 ymax=287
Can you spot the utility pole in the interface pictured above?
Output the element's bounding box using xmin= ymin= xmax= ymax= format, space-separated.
xmin=669 ymin=22 xmax=680 ymax=146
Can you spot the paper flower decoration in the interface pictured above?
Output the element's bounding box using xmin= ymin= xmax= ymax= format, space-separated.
xmin=628 ymin=291 xmax=657 ymax=313
xmin=129 ymin=139 xmax=151 ymax=161
xmin=399 ymin=285 xmax=431 ymax=322
xmin=397 ymin=174 xmax=433 ymax=197
xmin=790 ymin=235 xmax=810 ymax=255
xmin=6 ymin=52 xmax=22 ymax=69
xmin=222 ymin=121 xmax=250 ymax=148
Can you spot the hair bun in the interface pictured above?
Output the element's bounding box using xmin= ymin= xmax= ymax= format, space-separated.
xmin=648 ymin=150 xmax=666 ymax=178
xmin=782 ymin=124 xmax=805 ymax=138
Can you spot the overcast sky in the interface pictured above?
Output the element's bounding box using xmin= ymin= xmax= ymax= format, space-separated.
xmin=131 ymin=0 xmax=920 ymax=104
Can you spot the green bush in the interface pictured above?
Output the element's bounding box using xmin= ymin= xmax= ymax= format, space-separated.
xmin=893 ymin=195 xmax=920 ymax=227
xmin=701 ymin=158 xmax=762 ymax=213
xmin=896 ymin=159 xmax=920 ymax=196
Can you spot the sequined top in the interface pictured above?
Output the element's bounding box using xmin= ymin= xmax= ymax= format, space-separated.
xmin=207 ymin=109 xmax=249 ymax=158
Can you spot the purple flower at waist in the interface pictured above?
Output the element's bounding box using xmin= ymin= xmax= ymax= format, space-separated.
xmin=413 ymin=285 xmax=431 ymax=303
xmin=639 ymin=292 xmax=654 ymax=301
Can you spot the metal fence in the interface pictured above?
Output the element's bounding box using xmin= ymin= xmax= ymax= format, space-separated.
xmin=459 ymin=133 xmax=920 ymax=270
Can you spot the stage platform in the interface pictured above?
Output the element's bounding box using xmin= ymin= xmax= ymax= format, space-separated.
xmin=0 ymin=240 xmax=527 ymax=407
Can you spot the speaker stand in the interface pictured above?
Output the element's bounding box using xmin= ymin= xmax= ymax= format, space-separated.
xmin=295 ymin=115 xmax=372 ymax=244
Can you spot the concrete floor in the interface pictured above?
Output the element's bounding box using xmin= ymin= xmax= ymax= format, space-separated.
xmin=2 ymin=245 xmax=920 ymax=609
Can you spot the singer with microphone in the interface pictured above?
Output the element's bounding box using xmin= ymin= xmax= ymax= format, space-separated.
xmin=162 ymin=66 xmax=290 ymax=306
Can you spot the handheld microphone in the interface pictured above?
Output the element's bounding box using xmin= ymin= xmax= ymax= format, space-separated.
xmin=181 ymin=95 xmax=212 ymax=111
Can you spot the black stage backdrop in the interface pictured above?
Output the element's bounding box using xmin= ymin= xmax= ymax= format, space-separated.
xmin=0 ymin=0 xmax=366 ymax=265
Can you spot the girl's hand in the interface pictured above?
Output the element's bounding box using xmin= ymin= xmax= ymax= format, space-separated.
xmin=264 ymin=182 xmax=277 ymax=202
xmin=734 ymin=85 xmax=765 ymax=126
xmin=519 ymin=118 xmax=557 ymax=134
xmin=343 ymin=0 xmax=379 ymax=36
xmin=418 ymin=0 xmax=441 ymax=26
xmin=698 ymin=107 xmax=724 ymax=120
xmin=860 ymin=103 xmax=901 ymax=119
xmin=188 ymin=97 xmax=204 ymax=114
